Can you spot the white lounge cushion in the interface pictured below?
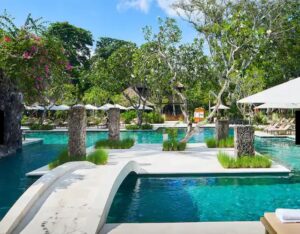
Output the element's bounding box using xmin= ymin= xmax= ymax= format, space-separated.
xmin=276 ymin=208 xmax=300 ymax=223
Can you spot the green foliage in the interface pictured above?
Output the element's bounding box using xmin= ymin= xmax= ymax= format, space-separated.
xmin=121 ymin=110 xmax=137 ymax=124
xmin=95 ymin=37 xmax=133 ymax=59
xmin=86 ymin=149 xmax=108 ymax=165
xmin=217 ymin=151 xmax=272 ymax=168
xmin=162 ymin=128 xmax=186 ymax=151
xmin=163 ymin=140 xmax=186 ymax=151
xmin=165 ymin=128 xmax=178 ymax=141
xmin=205 ymin=138 xmax=217 ymax=148
xmin=205 ymin=137 xmax=234 ymax=148
xmin=253 ymin=112 xmax=268 ymax=125
xmin=143 ymin=112 xmax=164 ymax=123
xmin=30 ymin=123 xmax=54 ymax=130
xmin=95 ymin=138 xmax=135 ymax=149
xmin=0 ymin=14 xmax=70 ymax=104
xmin=49 ymin=149 xmax=109 ymax=169
xmin=125 ymin=124 xmax=153 ymax=130
xmin=47 ymin=22 xmax=93 ymax=68
xmin=21 ymin=115 xmax=29 ymax=125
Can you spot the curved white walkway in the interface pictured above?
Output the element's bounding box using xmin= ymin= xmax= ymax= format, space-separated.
xmin=0 ymin=161 xmax=140 ymax=234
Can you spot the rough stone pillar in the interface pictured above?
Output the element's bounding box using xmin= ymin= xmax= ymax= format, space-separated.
xmin=68 ymin=105 xmax=86 ymax=158
xmin=0 ymin=70 xmax=23 ymax=158
xmin=108 ymin=108 xmax=120 ymax=141
xmin=215 ymin=119 xmax=229 ymax=141
xmin=234 ymin=125 xmax=255 ymax=157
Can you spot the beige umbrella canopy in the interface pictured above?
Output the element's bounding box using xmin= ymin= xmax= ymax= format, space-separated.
xmin=98 ymin=104 xmax=127 ymax=111
xmin=254 ymin=103 xmax=300 ymax=109
xmin=238 ymin=77 xmax=300 ymax=104
xmin=210 ymin=104 xmax=230 ymax=110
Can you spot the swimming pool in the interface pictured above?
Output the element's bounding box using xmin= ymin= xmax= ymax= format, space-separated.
xmin=108 ymin=174 xmax=300 ymax=223
xmin=1 ymin=129 xmax=300 ymax=222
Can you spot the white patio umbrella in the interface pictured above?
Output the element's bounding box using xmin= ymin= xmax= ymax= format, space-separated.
xmin=127 ymin=105 xmax=153 ymax=110
xmin=47 ymin=105 xmax=70 ymax=111
xmin=99 ymin=103 xmax=127 ymax=111
xmin=254 ymin=103 xmax=300 ymax=110
xmin=210 ymin=104 xmax=230 ymax=110
xmin=24 ymin=105 xmax=44 ymax=110
xmin=85 ymin=104 xmax=99 ymax=110
xmin=238 ymin=77 xmax=300 ymax=104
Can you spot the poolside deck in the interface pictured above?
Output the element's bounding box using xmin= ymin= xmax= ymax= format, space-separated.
xmin=108 ymin=143 xmax=290 ymax=175
xmin=101 ymin=222 xmax=264 ymax=234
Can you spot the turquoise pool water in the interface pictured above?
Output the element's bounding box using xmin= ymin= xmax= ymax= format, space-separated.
xmin=108 ymin=174 xmax=300 ymax=222
xmin=0 ymin=143 xmax=65 ymax=218
xmin=25 ymin=128 xmax=226 ymax=145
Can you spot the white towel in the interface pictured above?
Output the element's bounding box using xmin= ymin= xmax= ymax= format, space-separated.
xmin=276 ymin=208 xmax=300 ymax=223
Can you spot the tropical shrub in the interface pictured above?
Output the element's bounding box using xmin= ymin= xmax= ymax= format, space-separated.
xmin=121 ymin=110 xmax=136 ymax=124
xmin=0 ymin=14 xmax=70 ymax=104
xmin=205 ymin=137 xmax=234 ymax=148
xmin=143 ymin=112 xmax=164 ymax=123
xmin=30 ymin=123 xmax=54 ymax=130
xmin=217 ymin=151 xmax=272 ymax=168
xmin=126 ymin=124 xmax=153 ymax=130
xmin=95 ymin=138 xmax=135 ymax=149
xmin=253 ymin=112 xmax=268 ymax=125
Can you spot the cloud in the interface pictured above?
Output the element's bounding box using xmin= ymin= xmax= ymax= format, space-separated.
xmin=117 ymin=0 xmax=181 ymax=16
xmin=117 ymin=0 xmax=153 ymax=13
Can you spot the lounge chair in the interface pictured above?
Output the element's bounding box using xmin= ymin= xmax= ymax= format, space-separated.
xmin=261 ymin=212 xmax=300 ymax=234
xmin=269 ymin=124 xmax=293 ymax=135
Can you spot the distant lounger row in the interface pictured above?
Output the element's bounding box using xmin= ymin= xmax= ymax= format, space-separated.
xmin=264 ymin=118 xmax=295 ymax=135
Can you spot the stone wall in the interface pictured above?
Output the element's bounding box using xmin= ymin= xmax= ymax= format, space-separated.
xmin=215 ymin=119 xmax=229 ymax=141
xmin=68 ymin=105 xmax=86 ymax=158
xmin=234 ymin=125 xmax=255 ymax=157
xmin=0 ymin=71 xmax=23 ymax=158
xmin=108 ymin=108 xmax=120 ymax=140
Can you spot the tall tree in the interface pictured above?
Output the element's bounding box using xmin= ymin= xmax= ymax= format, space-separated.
xmin=95 ymin=37 xmax=133 ymax=59
xmin=175 ymin=0 xmax=294 ymax=141
xmin=143 ymin=18 xmax=209 ymax=124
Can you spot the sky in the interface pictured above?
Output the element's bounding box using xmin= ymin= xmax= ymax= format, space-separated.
xmin=0 ymin=0 xmax=198 ymax=46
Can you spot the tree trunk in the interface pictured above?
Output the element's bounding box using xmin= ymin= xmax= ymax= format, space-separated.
xmin=137 ymin=109 xmax=143 ymax=126
xmin=180 ymin=79 xmax=229 ymax=143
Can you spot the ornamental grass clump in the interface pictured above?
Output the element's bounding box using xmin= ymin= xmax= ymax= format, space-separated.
xmin=205 ymin=137 xmax=234 ymax=148
xmin=95 ymin=138 xmax=135 ymax=149
xmin=87 ymin=149 xmax=108 ymax=165
xmin=162 ymin=128 xmax=186 ymax=151
xmin=217 ymin=151 xmax=272 ymax=168
xmin=49 ymin=148 xmax=109 ymax=169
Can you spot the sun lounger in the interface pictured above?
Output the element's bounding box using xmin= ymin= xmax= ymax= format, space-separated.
xmin=261 ymin=212 xmax=300 ymax=234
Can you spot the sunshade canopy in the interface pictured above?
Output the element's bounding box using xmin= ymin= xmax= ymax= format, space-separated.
xmin=85 ymin=104 xmax=99 ymax=110
xmin=24 ymin=105 xmax=44 ymax=110
xmin=127 ymin=105 xmax=153 ymax=110
xmin=238 ymin=77 xmax=300 ymax=104
xmin=254 ymin=103 xmax=300 ymax=109
xmin=47 ymin=105 xmax=70 ymax=111
xmin=210 ymin=104 xmax=230 ymax=110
